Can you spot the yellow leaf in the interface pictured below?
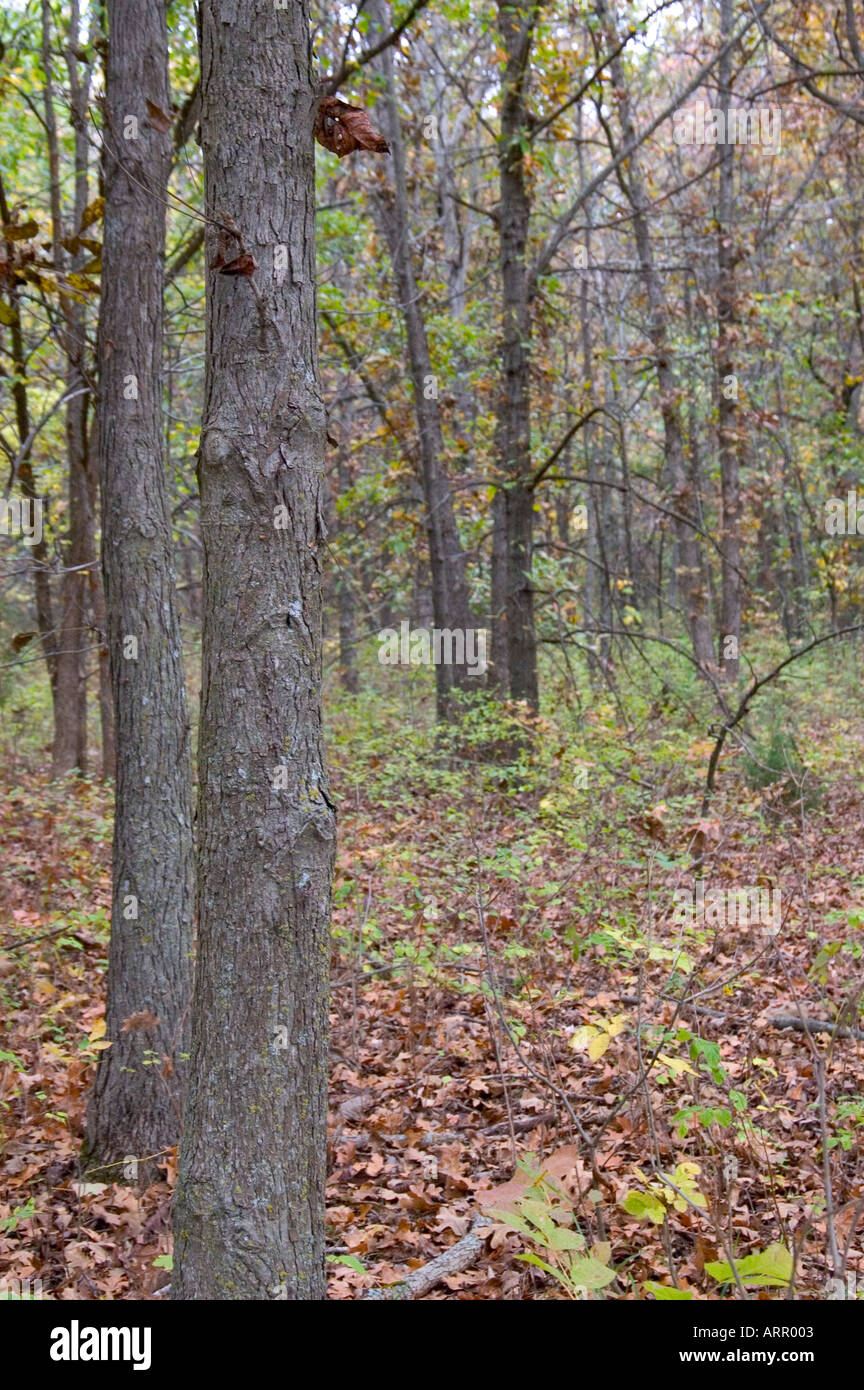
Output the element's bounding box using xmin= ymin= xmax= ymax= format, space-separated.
xmin=80 ymin=196 xmax=104 ymax=231
xmin=658 ymin=1053 xmax=696 ymax=1076
xmin=89 ymin=1017 xmax=106 ymax=1041
xmin=588 ymin=1032 xmax=611 ymax=1060
xmin=569 ymin=1025 xmax=600 ymax=1052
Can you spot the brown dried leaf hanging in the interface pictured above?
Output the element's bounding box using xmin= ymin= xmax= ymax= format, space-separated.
xmin=209 ymin=214 xmax=249 ymax=275
xmin=146 ymin=99 xmax=173 ymax=133
xmin=314 ymin=96 xmax=390 ymax=159
xmin=217 ymin=252 xmax=257 ymax=278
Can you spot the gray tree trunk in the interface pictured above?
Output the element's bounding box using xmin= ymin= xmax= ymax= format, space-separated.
xmin=85 ymin=0 xmax=194 ymax=1182
xmin=41 ymin=0 xmax=95 ymax=777
xmin=172 ymin=0 xmax=336 ymax=1300
xmin=597 ymin=0 xmax=715 ymax=674
xmin=0 ymin=174 xmax=57 ymax=705
xmin=336 ymin=401 xmax=359 ymax=694
xmin=493 ymin=0 xmax=540 ymax=709
xmin=368 ymin=0 xmax=474 ymax=719
xmin=717 ymin=0 xmax=742 ymax=681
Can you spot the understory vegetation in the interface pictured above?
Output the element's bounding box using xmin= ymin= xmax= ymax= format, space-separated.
xmin=3 ymin=636 xmax=864 ymax=1299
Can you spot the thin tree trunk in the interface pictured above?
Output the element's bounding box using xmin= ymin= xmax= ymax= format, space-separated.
xmin=368 ymin=0 xmax=473 ymax=720
xmin=717 ymin=0 xmax=741 ymax=680
xmin=495 ymin=0 xmax=540 ymax=709
xmin=85 ymin=0 xmax=194 ymax=1181
xmin=0 ymin=175 xmax=57 ymax=702
xmin=172 ymin=0 xmax=336 ymax=1299
xmin=596 ymin=0 xmax=714 ymax=673
xmin=336 ymin=400 xmax=359 ymax=694
xmin=41 ymin=0 xmax=94 ymax=777
xmin=489 ymin=486 xmax=510 ymax=693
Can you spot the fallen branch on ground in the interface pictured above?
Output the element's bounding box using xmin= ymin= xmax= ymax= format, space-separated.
xmin=623 ymin=996 xmax=864 ymax=1041
xmin=360 ymin=1215 xmax=493 ymax=1300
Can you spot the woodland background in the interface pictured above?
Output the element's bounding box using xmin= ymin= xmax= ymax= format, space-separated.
xmin=1 ymin=0 xmax=864 ymax=1301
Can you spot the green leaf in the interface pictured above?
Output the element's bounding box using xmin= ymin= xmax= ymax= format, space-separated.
xmin=705 ymin=1243 xmax=792 ymax=1288
xmin=568 ymin=1255 xmax=617 ymax=1290
xmin=622 ymin=1190 xmax=665 ymax=1224
xmin=327 ymin=1253 xmax=365 ymax=1273
xmin=489 ymin=1208 xmax=534 ymax=1238
xmin=515 ymin=1251 xmax=559 ymax=1279
xmin=643 ymin=1280 xmax=694 ymax=1300
xmin=546 ymin=1226 xmax=586 ymax=1251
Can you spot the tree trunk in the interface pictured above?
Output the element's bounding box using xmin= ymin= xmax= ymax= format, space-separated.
xmin=172 ymin=0 xmax=336 ymax=1300
xmin=494 ymin=0 xmax=539 ymax=709
xmin=596 ymin=0 xmax=714 ymax=674
xmin=85 ymin=0 xmax=194 ymax=1182
xmin=716 ymin=0 xmax=741 ymax=681
xmin=368 ymin=0 xmax=474 ymax=720
xmin=336 ymin=402 xmax=359 ymax=695
xmin=0 ymin=176 xmax=57 ymax=704
xmin=41 ymin=0 xmax=94 ymax=778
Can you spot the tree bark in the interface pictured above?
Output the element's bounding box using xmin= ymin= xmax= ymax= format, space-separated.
xmin=717 ymin=0 xmax=741 ymax=681
xmin=368 ymin=0 xmax=474 ymax=719
xmin=85 ymin=0 xmax=194 ymax=1181
xmin=172 ymin=0 xmax=336 ymax=1300
xmin=41 ymin=0 xmax=95 ymax=777
xmin=0 ymin=175 xmax=57 ymax=703
xmin=336 ymin=401 xmax=360 ymax=695
xmin=493 ymin=0 xmax=540 ymax=709
xmin=595 ymin=0 xmax=715 ymax=674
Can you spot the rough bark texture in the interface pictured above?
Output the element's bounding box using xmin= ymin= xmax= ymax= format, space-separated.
xmin=172 ymin=0 xmax=336 ymax=1300
xmin=361 ymin=1215 xmax=492 ymax=1299
xmin=494 ymin=0 xmax=539 ymax=709
xmin=85 ymin=0 xmax=194 ymax=1179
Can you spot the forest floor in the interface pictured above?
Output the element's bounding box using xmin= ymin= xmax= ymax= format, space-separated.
xmin=2 ymin=648 xmax=864 ymax=1299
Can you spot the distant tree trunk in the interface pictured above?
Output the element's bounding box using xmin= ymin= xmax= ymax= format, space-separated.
xmin=716 ymin=0 xmax=741 ymax=681
xmin=41 ymin=0 xmax=94 ymax=777
xmin=368 ymin=0 xmax=473 ymax=720
xmin=494 ymin=0 xmax=540 ymax=709
xmin=773 ymin=375 xmax=810 ymax=639
xmin=172 ymin=0 xmax=336 ymax=1300
xmin=597 ymin=0 xmax=714 ymax=674
xmin=84 ymin=413 xmax=115 ymax=780
xmin=51 ymin=386 xmax=92 ymax=777
xmin=489 ymin=487 xmax=510 ymax=693
xmin=336 ymin=401 xmax=359 ymax=694
xmin=579 ymin=199 xmax=612 ymax=664
xmin=0 ymin=175 xmax=57 ymax=704
xmin=85 ymin=0 xmax=194 ymax=1181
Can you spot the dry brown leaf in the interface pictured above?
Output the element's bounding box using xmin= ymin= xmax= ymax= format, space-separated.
xmin=314 ymin=97 xmax=390 ymax=159
xmin=121 ymin=1010 xmax=160 ymax=1032
xmin=145 ymin=99 xmax=172 ymax=133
